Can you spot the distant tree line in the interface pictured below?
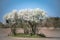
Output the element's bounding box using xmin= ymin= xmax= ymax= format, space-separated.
xmin=44 ymin=17 xmax=60 ymax=28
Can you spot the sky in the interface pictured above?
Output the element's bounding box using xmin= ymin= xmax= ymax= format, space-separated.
xmin=0 ymin=0 xmax=60 ymax=22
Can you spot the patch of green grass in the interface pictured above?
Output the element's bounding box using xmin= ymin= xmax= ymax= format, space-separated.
xmin=12 ymin=33 xmax=46 ymax=38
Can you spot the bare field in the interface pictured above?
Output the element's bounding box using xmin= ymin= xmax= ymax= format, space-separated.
xmin=0 ymin=28 xmax=60 ymax=40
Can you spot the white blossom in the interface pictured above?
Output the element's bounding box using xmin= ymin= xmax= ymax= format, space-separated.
xmin=3 ymin=8 xmax=47 ymax=23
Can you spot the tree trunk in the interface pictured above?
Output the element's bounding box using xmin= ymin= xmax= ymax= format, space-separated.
xmin=28 ymin=21 xmax=37 ymax=36
xmin=11 ymin=24 xmax=16 ymax=35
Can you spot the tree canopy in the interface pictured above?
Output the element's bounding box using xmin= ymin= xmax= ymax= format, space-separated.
xmin=3 ymin=8 xmax=47 ymax=23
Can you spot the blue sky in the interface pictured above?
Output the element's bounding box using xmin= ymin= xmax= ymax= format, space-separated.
xmin=0 ymin=0 xmax=60 ymax=22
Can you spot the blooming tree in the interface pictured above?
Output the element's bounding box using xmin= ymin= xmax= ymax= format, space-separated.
xmin=3 ymin=8 xmax=47 ymax=35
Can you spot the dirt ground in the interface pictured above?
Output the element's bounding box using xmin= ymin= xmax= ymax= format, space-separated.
xmin=0 ymin=28 xmax=60 ymax=40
